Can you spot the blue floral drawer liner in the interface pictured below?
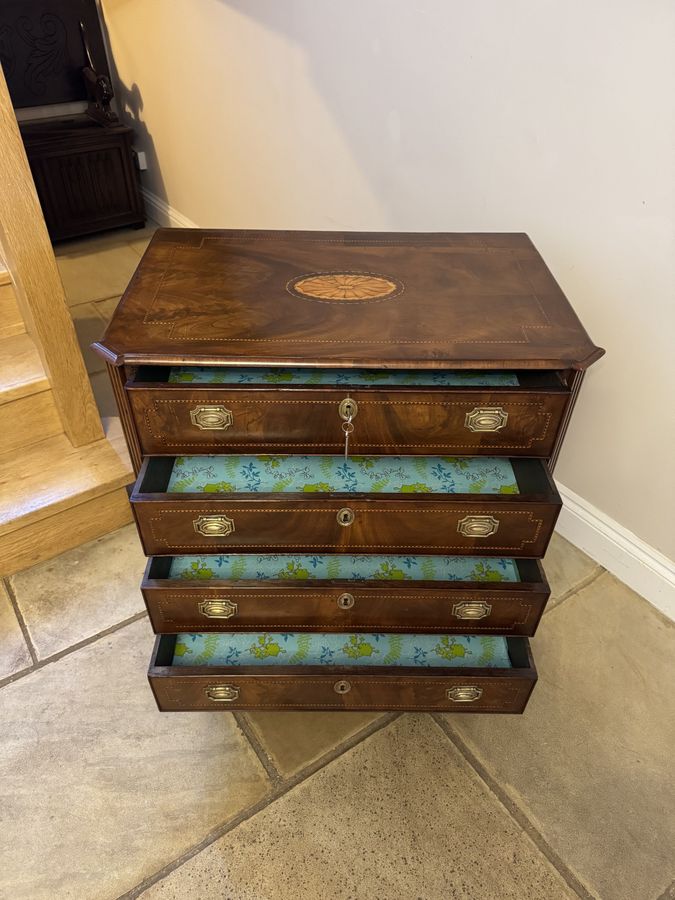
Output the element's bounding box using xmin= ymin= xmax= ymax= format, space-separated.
xmin=168 ymin=554 xmax=520 ymax=583
xmin=167 ymin=455 xmax=519 ymax=495
xmin=168 ymin=366 xmax=519 ymax=387
xmin=172 ymin=632 xmax=512 ymax=668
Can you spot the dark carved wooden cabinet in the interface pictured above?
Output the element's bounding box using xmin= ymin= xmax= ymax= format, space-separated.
xmin=20 ymin=117 xmax=145 ymax=241
xmin=94 ymin=229 xmax=603 ymax=714
xmin=1 ymin=1 xmax=145 ymax=241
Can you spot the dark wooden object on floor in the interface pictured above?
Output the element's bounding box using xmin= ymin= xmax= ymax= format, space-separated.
xmin=94 ymin=229 xmax=603 ymax=714
xmin=20 ymin=116 xmax=144 ymax=241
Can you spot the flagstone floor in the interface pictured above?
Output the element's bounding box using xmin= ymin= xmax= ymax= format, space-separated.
xmin=0 ymin=227 xmax=672 ymax=899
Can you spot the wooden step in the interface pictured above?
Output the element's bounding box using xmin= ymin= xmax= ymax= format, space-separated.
xmin=0 ymin=417 xmax=134 ymax=575
xmin=0 ymin=390 xmax=62 ymax=455
xmin=0 ymin=331 xmax=59 ymax=452
xmin=0 ymin=268 xmax=25 ymax=339
xmin=0 ymin=486 xmax=133 ymax=576
xmin=0 ymin=332 xmax=49 ymax=404
xmin=0 ymin=282 xmax=24 ymax=339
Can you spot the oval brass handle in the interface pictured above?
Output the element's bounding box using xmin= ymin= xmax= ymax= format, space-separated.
xmin=464 ymin=406 xmax=508 ymax=432
xmin=205 ymin=684 xmax=240 ymax=702
xmin=193 ymin=514 xmax=235 ymax=537
xmin=452 ymin=600 xmax=492 ymax=620
xmin=337 ymin=592 xmax=355 ymax=610
xmin=336 ymin=507 xmax=355 ymax=527
xmin=338 ymin=398 xmax=358 ymax=420
xmin=446 ymin=685 xmax=483 ymax=703
xmin=334 ymin=680 xmax=352 ymax=694
xmin=199 ymin=599 xmax=238 ymax=619
xmin=457 ymin=515 xmax=499 ymax=538
xmin=190 ymin=405 xmax=234 ymax=431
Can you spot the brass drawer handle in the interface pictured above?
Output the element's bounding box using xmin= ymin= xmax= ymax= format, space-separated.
xmin=446 ymin=685 xmax=483 ymax=703
xmin=339 ymin=397 xmax=358 ymax=420
xmin=334 ymin=680 xmax=352 ymax=694
xmin=457 ymin=515 xmax=499 ymax=538
xmin=205 ymin=684 xmax=239 ymax=702
xmin=452 ymin=600 xmax=492 ymax=620
xmin=190 ymin=405 xmax=234 ymax=430
xmin=193 ymin=514 xmax=235 ymax=537
xmin=465 ymin=406 xmax=508 ymax=432
xmin=337 ymin=592 xmax=355 ymax=610
xmin=199 ymin=598 xmax=238 ymax=619
xmin=337 ymin=507 xmax=355 ymax=527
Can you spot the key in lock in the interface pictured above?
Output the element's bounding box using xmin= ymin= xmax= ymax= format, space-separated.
xmin=339 ymin=397 xmax=358 ymax=459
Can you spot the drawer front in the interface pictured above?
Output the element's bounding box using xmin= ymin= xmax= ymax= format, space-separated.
xmin=142 ymin=555 xmax=549 ymax=635
xmin=149 ymin=670 xmax=536 ymax=713
xmin=127 ymin=386 xmax=568 ymax=457
xmin=143 ymin=586 xmax=547 ymax=635
xmin=132 ymin=498 xmax=560 ymax=558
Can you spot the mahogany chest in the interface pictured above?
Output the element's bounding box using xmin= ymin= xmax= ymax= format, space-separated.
xmin=94 ymin=229 xmax=603 ymax=714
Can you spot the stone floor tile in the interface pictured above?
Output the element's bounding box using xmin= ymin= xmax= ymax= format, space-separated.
xmin=657 ymin=880 xmax=675 ymax=900
xmin=89 ymin=369 xmax=118 ymax=418
xmin=544 ymin=532 xmax=601 ymax=607
xmin=0 ymin=581 xmax=31 ymax=679
xmin=0 ymin=619 xmax=270 ymax=900
xmin=56 ymin=242 xmax=141 ymax=305
xmin=447 ymin=573 xmax=675 ymax=900
xmin=127 ymin=225 xmax=158 ymax=256
xmin=244 ymin=710 xmax=383 ymax=776
xmin=140 ymin=715 xmax=576 ymax=900
xmin=69 ymin=301 xmax=108 ymax=374
xmin=10 ymin=525 xmax=146 ymax=658
xmin=94 ymin=295 xmax=122 ymax=324
xmin=54 ymin=230 xmax=137 ymax=256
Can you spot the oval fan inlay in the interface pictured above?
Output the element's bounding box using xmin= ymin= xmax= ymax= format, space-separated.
xmin=287 ymin=272 xmax=403 ymax=303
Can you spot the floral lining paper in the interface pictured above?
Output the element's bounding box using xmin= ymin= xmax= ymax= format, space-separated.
xmin=167 ymin=455 xmax=519 ymax=495
xmin=167 ymin=554 xmax=519 ymax=582
xmin=172 ymin=632 xmax=512 ymax=668
xmin=168 ymin=366 xmax=520 ymax=387
xmin=165 ymin=370 xmax=519 ymax=673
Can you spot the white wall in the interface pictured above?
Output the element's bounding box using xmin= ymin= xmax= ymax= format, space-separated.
xmin=102 ymin=0 xmax=675 ymax=563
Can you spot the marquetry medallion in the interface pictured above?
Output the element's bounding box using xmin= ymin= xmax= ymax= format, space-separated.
xmin=287 ymin=271 xmax=404 ymax=303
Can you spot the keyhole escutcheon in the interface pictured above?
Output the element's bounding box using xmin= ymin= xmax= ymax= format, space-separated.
xmin=338 ymin=398 xmax=358 ymax=420
xmin=337 ymin=507 xmax=355 ymax=527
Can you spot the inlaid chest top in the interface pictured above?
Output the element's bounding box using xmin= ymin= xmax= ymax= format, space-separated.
xmin=94 ymin=229 xmax=603 ymax=369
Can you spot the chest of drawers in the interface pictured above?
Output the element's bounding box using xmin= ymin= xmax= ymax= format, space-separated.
xmin=94 ymin=229 xmax=602 ymax=714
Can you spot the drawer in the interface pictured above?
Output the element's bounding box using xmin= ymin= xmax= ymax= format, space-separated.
xmin=126 ymin=366 xmax=570 ymax=457
xmin=143 ymin=555 xmax=549 ymax=636
xmin=148 ymin=633 xmax=537 ymax=712
xmin=130 ymin=455 xmax=561 ymax=557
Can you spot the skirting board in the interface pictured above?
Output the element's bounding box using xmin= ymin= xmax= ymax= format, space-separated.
xmin=141 ymin=188 xmax=198 ymax=229
xmin=556 ymin=482 xmax=675 ymax=622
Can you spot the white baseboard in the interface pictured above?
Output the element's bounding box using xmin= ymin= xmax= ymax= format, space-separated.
xmin=555 ymin=482 xmax=675 ymax=622
xmin=142 ymin=188 xmax=198 ymax=229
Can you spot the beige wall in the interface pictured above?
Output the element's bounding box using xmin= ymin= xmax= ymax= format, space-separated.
xmin=102 ymin=0 xmax=675 ymax=558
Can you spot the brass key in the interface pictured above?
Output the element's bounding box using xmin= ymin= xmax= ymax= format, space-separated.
xmin=339 ymin=396 xmax=357 ymax=460
xmin=342 ymin=414 xmax=354 ymax=459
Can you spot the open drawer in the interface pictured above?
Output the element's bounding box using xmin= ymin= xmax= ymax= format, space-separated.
xmin=148 ymin=633 xmax=537 ymax=712
xmin=142 ymin=555 xmax=550 ymax=636
xmin=130 ymin=454 xmax=561 ymax=557
xmin=126 ymin=366 xmax=570 ymax=457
